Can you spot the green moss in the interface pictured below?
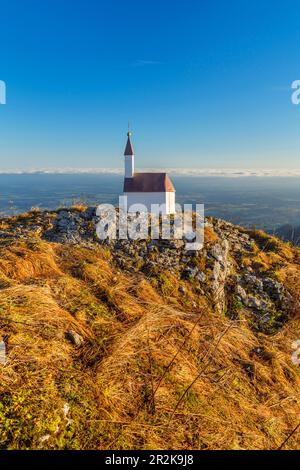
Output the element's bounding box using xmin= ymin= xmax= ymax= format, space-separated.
xmin=249 ymin=308 xmax=285 ymax=335
xmin=158 ymin=273 xmax=177 ymax=296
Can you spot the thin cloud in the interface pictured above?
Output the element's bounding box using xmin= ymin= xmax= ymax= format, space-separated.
xmin=2 ymin=168 xmax=300 ymax=177
xmin=131 ymin=59 xmax=162 ymax=67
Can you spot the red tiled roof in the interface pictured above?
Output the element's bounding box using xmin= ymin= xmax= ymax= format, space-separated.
xmin=124 ymin=134 xmax=134 ymax=155
xmin=123 ymin=173 xmax=175 ymax=193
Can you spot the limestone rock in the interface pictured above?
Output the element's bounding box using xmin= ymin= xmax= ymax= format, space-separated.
xmin=66 ymin=330 xmax=84 ymax=347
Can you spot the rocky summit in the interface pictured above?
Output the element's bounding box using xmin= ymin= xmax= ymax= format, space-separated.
xmin=0 ymin=206 xmax=300 ymax=449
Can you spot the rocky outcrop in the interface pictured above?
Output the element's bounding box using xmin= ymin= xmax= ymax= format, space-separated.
xmin=43 ymin=208 xmax=97 ymax=245
xmin=205 ymin=239 xmax=230 ymax=313
xmin=232 ymin=272 xmax=292 ymax=333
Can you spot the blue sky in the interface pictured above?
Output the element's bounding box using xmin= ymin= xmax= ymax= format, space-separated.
xmin=0 ymin=0 xmax=300 ymax=170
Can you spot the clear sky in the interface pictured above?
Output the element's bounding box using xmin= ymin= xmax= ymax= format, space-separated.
xmin=0 ymin=0 xmax=300 ymax=170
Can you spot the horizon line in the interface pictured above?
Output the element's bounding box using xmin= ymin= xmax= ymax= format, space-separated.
xmin=1 ymin=168 xmax=300 ymax=177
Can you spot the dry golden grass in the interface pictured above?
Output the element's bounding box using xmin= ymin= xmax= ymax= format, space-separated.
xmin=0 ymin=237 xmax=300 ymax=449
xmin=69 ymin=204 xmax=88 ymax=212
xmin=240 ymin=230 xmax=298 ymax=274
xmin=204 ymin=226 xmax=218 ymax=245
xmin=0 ymin=240 xmax=62 ymax=281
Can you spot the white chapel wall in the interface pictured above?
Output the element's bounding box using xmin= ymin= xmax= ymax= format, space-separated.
xmin=124 ymin=192 xmax=175 ymax=214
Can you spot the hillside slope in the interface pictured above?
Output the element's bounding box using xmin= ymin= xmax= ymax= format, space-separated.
xmin=0 ymin=207 xmax=300 ymax=450
xmin=275 ymin=224 xmax=300 ymax=246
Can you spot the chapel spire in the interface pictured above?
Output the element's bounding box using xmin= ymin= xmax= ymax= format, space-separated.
xmin=124 ymin=130 xmax=134 ymax=156
xmin=124 ymin=128 xmax=134 ymax=178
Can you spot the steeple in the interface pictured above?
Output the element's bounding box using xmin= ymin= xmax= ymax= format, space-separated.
xmin=124 ymin=130 xmax=134 ymax=178
xmin=124 ymin=131 xmax=134 ymax=156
